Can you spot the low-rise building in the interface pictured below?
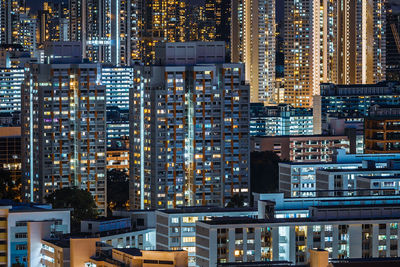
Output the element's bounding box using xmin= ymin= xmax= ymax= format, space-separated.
xmin=356 ymin=175 xmax=400 ymax=195
xmin=89 ymin=247 xmax=188 ymax=267
xmin=279 ymin=149 xmax=400 ymax=197
xmin=316 ymin=162 xmax=400 ymax=195
xmin=196 ymin=203 xmax=400 ymax=266
xmin=80 ymin=217 xmax=156 ymax=250
xmin=40 ymin=239 xmax=188 ymax=267
xmin=156 ymin=206 xmax=258 ymax=266
xmin=254 ymin=192 xmax=400 ymax=219
xmin=252 ymin=135 xmax=350 ymax=162
xmin=0 ymin=200 xmax=70 ymax=266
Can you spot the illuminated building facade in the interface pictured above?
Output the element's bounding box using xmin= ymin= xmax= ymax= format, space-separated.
xmin=250 ymin=103 xmax=313 ymax=136
xmin=0 ymin=127 xmax=21 ymax=200
xmin=314 ymin=82 xmax=400 ymax=135
xmin=284 ymin=0 xmax=387 ymax=108
xmin=283 ymin=0 xmax=314 ymax=108
xmin=101 ymin=66 xmax=133 ymax=145
xmin=386 ymin=3 xmax=400 ymax=81
xmin=137 ymin=0 xmax=186 ymax=64
xmin=156 ymin=207 xmax=257 ymax=266
xmin=130 ymin=42 xmax=250 ymax=209
xmin=365 ymin=105 xmax=400 ymax=154
xmin=231 ymin=0 xmax=275 ymax=103
xmin=69 ymin=0 xmax=139 ymax=66
xmin=38 ymin=2 xmax=69 ymax=44
xmin=0 ymin=68 xmax=24 ymax=124
xmin=0 ymin=0 xmax=37 ymax=56
xmin=0 ymin=0 xmax=12 ymax=44
xmin=21 ymin=63 xmax=107 ymax=215
xmin=69 ymin=0 xmax=112 ymax=63
xmin=196 ymin=204 xmax=400 ymax=266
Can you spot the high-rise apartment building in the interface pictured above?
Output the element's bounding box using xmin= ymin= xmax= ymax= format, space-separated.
xmin=0 ymin=0 xmax=37 ymax=56
xmin=0 ymin=68 xmax=24 ymax=125
xmin=231 ymin=0 xmax=275 ymax=104
xmin=136 ymin=0 xmax=186 ymax=64
xmin=129 ymin=42 xmax=250 ymax=210
xmin=386 ymin=3 xmax=400 ymax=81
xmin=284 ymin=0 xmax=386 ymax=108
xmin=38 ymin=2 xmax=69 ymax=44
xmin=21 ymin=63 xmax=107 ymax=215
xmin=102 ymin=66 xmax=133 ymax=146
xmin=69 ymin=0 xmax=112 ymax=63
xmin=69 ymin=0 xmax=139 ymax=66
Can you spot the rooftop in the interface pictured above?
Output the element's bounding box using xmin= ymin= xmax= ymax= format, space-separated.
xmin=218 ymin=261 xmax=301 ymax=267
xmin=317 ymin=167 xmax=400 ymax=173
xmin=42 ymin=239 xmax=70 ymax=248
xmin=330 ymin=257 xmax=400 ymax=267
xmin=82 ymin=216 xmax=129 ymax=222
xmin=114 ymin=247 xmax=142 ymax=257
xmin=157 ymin=206 xmax=256 ymax=214
xmin=253 ymin=135 xmax=347 ymax=139
xmin=0 ymin=200 xmax=57 ymax=212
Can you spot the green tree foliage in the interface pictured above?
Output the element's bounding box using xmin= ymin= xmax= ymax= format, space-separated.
xmin=0 ymin=168 xmax=20 ymax=201
xmin=107 ymin=169 xmax=129 ymax=214
xmin=45 ymin=187 xmax=98 ymax=230
xmin=250 ymin=151 xmax=283 ymax=196
xmin=226 ymin=194 xmax=246 ymax=208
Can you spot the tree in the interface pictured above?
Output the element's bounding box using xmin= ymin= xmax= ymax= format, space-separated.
xmin=250 ymin=151 xmax=284 ymax=201
xmin=45 ymin=187 xmax=98 ymax=230
xmin=0 ymin=168 xmax=20 ymax=201
xmin=107 ymin=169 xmax=129 ymax=214
xmin=226 ymin=194 xmax=246 ymax=208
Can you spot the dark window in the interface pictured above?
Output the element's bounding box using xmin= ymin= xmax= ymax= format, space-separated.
xmin=16 ymin=244 xmax=27 ymax=250
xmin=143 ymin=260 xmax=158 ymax=264
xmin=159 ymin=261 xmax=174 ymax=265
xmin=15 ymin=233 xmax=27 ymax=239
xmin=15 ymin=221 xmax=27 ymax=227
xmin=137 ymin=218 xmax=145 ymax=226
xmin=88 ymin=223 xmax=92 ymax=230
xmin=235 ymin=228 xmax=243 ymax=234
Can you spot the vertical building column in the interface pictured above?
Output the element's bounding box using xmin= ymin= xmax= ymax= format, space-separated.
xmin=349 ymin=224 xmax=362 ymax=258
xmin=272 ymin=227 xmax=279 ymax=261
xmin=386 ymin=223 xmax=391 ymax=257
xmin=372 ymin=224 xmax=379 ymax=257
xmin=289 ymin=226 xmax=296 ymax=263
xmin=306 ymin=226 xmax=313 ymax=255
xmin=332 ymin=225 xmax=339 ymax=259
xmin=243 ymin=227 xmax=247 ymax=262
xmin=255 ymin=227 xmax=261 ymax=261
xmin=228 ymin=228 xmax=235 ymax=262
xmin=209 ymin=228 xmax=218 ymax=266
